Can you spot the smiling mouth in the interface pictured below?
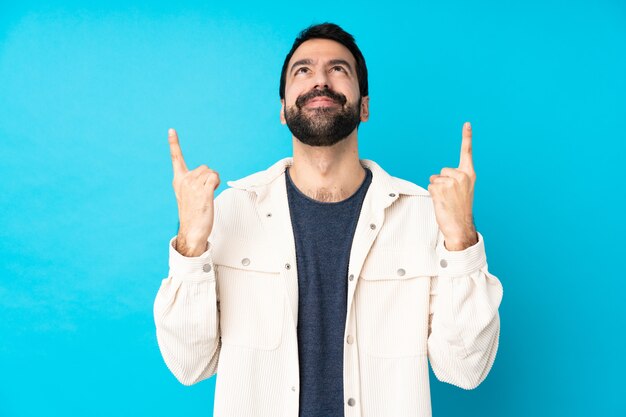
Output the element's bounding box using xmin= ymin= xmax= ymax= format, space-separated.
xmin=305 ymin=97 xmax=339 ymax=107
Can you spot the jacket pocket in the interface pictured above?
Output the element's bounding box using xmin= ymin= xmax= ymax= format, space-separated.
xmin=355 ymin=246 xmax=437 ymax=357
xmin=214 ymin=240 xmax=284 ymax=350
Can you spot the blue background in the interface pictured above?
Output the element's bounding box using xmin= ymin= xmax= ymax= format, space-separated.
xmin=1 ymin=1 xmax=624 ymax=416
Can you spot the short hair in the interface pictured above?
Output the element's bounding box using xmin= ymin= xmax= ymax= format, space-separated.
xmin=279 ymin=22 xmax=368 ymax=100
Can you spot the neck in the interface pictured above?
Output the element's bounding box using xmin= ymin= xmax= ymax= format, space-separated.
xmin=289 ymin=131 xmax=366 ymax=202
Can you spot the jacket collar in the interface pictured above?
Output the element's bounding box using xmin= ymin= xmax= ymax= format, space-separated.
xmin=226 ymin=157 xmax=429 ymax=197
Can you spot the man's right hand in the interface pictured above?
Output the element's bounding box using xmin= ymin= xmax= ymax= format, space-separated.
xmin=169 ymin=128 xmax=221 ymax=257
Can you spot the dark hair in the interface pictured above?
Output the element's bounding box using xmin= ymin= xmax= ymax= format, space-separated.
xmin=279 ymin=22 xmax=368 ymax=100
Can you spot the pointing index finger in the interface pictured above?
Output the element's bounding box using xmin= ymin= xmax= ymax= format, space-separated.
xmin=168 ymin=128 xmax=188 ymax=175
xmin=458 ymin=121 xmax=474 ymax=172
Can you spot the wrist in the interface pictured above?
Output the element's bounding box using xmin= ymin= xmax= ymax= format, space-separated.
xmin=443 ymin=229 xmax=478 ymax=251
xmin=175 ymin=232 xmax=208 ymax=257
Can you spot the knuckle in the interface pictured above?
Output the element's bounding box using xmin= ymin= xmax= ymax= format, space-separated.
xmin=182 ymin=172 xmax=193 ymax=184
xmin=207 ymin=171 xmax=220 ymax=185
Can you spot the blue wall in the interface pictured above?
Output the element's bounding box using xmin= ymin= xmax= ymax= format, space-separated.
xmin=1 ymin=1 xmax=624 ymax=416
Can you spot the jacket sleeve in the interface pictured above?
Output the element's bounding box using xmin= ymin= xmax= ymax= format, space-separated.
xmin=153 ymin=236 xmax=221 ymax=386
xmin=427 ymin=230 xmax=503 ymax=390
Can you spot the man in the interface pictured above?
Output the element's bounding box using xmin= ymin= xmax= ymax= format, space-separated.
xmin=154 ymin=22 xmax=503 ymax=417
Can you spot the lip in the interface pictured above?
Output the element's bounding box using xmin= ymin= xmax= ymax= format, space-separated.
xmin=305 ymin=97 xmax=338 ymax=107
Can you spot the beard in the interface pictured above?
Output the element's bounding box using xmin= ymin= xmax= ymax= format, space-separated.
xmin=284 ymin=88 xmax=362 ymax=147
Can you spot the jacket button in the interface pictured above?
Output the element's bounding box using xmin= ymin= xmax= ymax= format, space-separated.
xmin=285 ymin=263 xmax=291 ymax=270
xmin=347 ymin=398 xmax=356 ymax=406
xmin=440 ymin=259 xmax=448 ymax=268
xmin=241 ymin=258 xmax=250 ymax=266
xmin=346 ymin=335 xmax=354 ymax=344
xmin=397 ymin=268 xmax=405 ymax=276
xmin=291 ymin=386 xmax=296 ymax=392
xmin=348 ymin=274 xmax=354 ymax=281
xmin=369 ymin=223 xmax=376 ymax=230
xmin=202 ymin=264 xmax=212 ymax=273
xmin=266 ymin=212 xmax=272 ymax=218
xmin=389 ymin=193 xmax=396 ymax=197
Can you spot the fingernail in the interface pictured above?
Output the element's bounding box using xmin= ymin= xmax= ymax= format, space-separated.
xmin=465 ymin=122 xmax=471 ymax=129
xmin=168 ymin=128 xmax=175 ymax=135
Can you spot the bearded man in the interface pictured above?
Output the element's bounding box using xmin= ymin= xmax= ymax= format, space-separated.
xmin=154 ymin=22 xmax=503 ymax=417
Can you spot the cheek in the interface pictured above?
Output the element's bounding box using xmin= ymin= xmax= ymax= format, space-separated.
xmin=285 ymin=80 xmax=307 ymax=102
xmin=332 ymin=77 xmax=358 ymax=95
xmin=284 ymin=89 xmax=302 ymax=108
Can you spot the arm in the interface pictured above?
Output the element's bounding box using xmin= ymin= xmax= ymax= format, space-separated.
xmin=427 ymin=229 xmax=503 ymax=390
xmin=153 ymin=236 xmax=221 ymax=386
xmin=154 ymin=128 xmax=222 ymax=386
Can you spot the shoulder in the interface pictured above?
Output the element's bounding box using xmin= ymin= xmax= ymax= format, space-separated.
xmin=392 ymin=176 xmax=431 ymax=198
xmin=361 ymin=159 xmax=431 ymax=198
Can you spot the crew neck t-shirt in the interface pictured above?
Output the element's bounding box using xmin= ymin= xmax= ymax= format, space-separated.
xmin=285 ymin=166 xmax=373 ymax=417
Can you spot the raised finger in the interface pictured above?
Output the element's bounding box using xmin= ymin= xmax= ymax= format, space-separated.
xmin=458 ymin=122 xmax=474 ymax=173
xmin=168 ymin=128 xmax=188 ymax=175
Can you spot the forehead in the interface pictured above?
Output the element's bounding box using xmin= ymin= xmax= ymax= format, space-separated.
xmin=288 ymin=38 xmax=356 ymax=68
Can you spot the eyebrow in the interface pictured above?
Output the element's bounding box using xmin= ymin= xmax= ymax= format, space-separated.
xmin=290 ymin=58 xmax=353 ymax=74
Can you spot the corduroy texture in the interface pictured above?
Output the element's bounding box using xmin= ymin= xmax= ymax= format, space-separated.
xmin=154 ymin=157 xmax=504 ymax=417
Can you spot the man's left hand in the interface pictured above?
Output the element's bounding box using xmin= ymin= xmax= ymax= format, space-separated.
xmin=428 ymin=122 xmax=479 ymax=251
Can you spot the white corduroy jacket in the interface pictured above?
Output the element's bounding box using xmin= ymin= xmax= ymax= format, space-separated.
xmin=154 ymin=157 xmax=503 ymax=417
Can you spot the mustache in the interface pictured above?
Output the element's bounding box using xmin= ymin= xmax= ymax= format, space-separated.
xmin=295 ymin=89 xmax=347 ymax=108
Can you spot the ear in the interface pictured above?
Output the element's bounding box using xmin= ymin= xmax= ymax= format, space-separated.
xmin=280 ymin=99 xmax=286 ymax=125
xmin=360 ymin=96 xmax=370 ymax=122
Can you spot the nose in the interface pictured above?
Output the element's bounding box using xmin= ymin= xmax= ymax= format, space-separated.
xmin=312 ymin=68 xmax=331 ymax=91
